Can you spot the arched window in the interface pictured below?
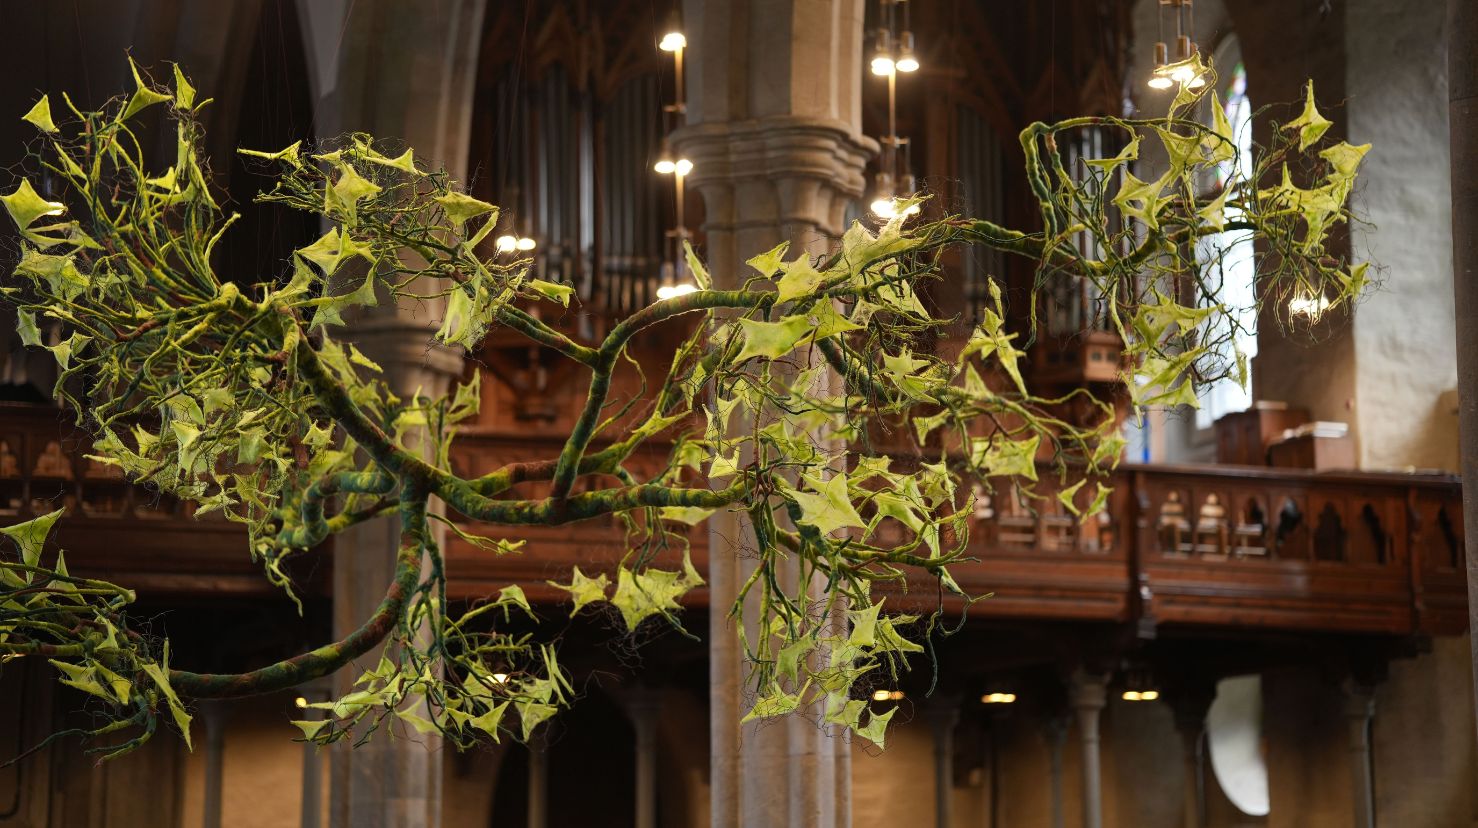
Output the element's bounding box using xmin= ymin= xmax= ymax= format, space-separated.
xmin=1194 ymin=50 xmax=1257 ymax=430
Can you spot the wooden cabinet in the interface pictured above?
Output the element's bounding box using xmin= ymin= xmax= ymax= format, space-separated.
xmin=1214 ymin=403 xmax=1310 ymax=465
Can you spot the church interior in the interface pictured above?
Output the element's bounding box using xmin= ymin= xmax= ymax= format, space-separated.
xmin=0 ymin=1 xmax=1474 ymax=827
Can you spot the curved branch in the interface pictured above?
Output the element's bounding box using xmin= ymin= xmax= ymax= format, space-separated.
xmin=169 ymin=486 xmax=428 ymax=698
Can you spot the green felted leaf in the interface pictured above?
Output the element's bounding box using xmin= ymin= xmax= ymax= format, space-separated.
xmin=855 ymin=705 xmax=896 ymax=747
xmin=1084 ymin=134 xmax=1139 ymax=172
xmin=970 ymin=434 xmax=1040 ymax=481
xmin=329 ymin=163 xmax=381 ymax=214
xmin=1321 ymin=141 xmax=1371 ymax=180
xmin=788 ymin=473 xmax=866 ymax=536
xmin=610 ymin=567 xmax=689 ymax=631
xmin=741 ymin=682 xmax=805 ymax=722
xmin=1284 ymin=80 xmax=1333 ymax=151
xmin=291 ymin=719 xmax=330 ymax=739
xmin=238 ymin=141 xmax=302 ymax=164
xmin=527 ymin=279 xmax=574 ymax=307
xmin=1056 ymin=479 xmax=1087 ymax=516
xmin=806 ymin=302 xmax=863 ymax=341
xmin=141 ymin=657 xmax=193 ymax=750
xmin=22 ymin=95 xmax=56 ymax=133
xmin=847 ymin=601 xmax=882 ymax=647
xmin=775 ymin=256 xmax=826 ymax=304
xmin=517 ymin=700 xmax=558 ymax=740
xmin=658 ymin=505 xmax=717 ymax=525
xmin=395 ymin=707 xmax=440 ymax=735
xmin=16 ymin=309 xmax=41 ymax=347
xmin=469 ymin=701 xmax=510 ymax=740
xmin=683 ymin=240 xmax=711 ymax=289
xmin=498 ymin=584 xmax=534 ymax=616
xmin=2 ymin=179 xmax=65 ymax=230
xmin=1 ymin=507 xmax=65 ymax=575
xmin=363 ymin=147 xmax=416 ymax=174
xmin=547 ymin=567 xmax=609 ymax=615
xmin=1113 ymin=169 xmax=1171 ymax=230
xmin=295 ymin=228 xmax=373 ymax=277
xmin=1154 ymin=126 xmax=1202 ymax=177
xmin=435 ymin=192 xmax=496 ymax=227
xmin=1085 ymin=483 xmax=1113 ymax=521
xmin=776 ymin=637 xmax=815 ymax=684
xmin=1203 ymin=93 xmax=1236 ymax=166
xmin=746 ymin=240 xmax=790 ymax=278
xmin=49 ymin=660 xmax=112 ymax=701
xmin=735 ymin=315 xmax=812 ymax=363
xmin=120 ymin=58 xmax=172 ymax=121
xmin=172 ymin=63 xmax=197 ymax=110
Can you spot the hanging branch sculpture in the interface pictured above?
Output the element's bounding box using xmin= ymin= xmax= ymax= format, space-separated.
xmin=0 ymin=56 xmax=1368 ymax=758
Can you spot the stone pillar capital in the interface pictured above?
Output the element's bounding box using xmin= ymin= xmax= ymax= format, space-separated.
xmin=673 ymin=116 xmax=876 ymax=245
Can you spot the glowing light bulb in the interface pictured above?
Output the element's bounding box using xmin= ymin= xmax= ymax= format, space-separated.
xmin=674 ymin=158 xmax=693 ymax=176
xmin=516 ymin=237 xmax=537 ymax=251
xmin=659 ymin=32 xmax=686 ymax=52
xmin=494 ymin=235 xmax=518 ymax=253
xmin=871 ymin=689 xmax=905 ymax=701
xmin=1122 ymin=690 xmax=1143 ymax=701
xmin=492 ymin=673 xmax=510 ymax=685
xmin=1141 ymin=690 xmax=1160 ymax=701
xmin=981 ymin=692 xmax=1017 ymax=704
xmin=1186 ymin=74 xmax=1206 ymax=89
xmin=1148 ymin=75 xmax=1174 ymax=90
xmin=896 ymin=31 xmax=919 ymax=73
xmin=1288 ymin=293 xmax=1330 ymax=320
xmin=294 ymin=696 xmax=309 ymax=708
xmin=871 ymin=55 xmax=895 ymax=76
xmin=1170 ymin=64 xmax=1195 ymax=83
xmin=871 ymin=198 xmax=897 ymax=219
xmin=656 ymin=283 xmax=698 ymax=300
xmin=654 ymin=158 xmax=676 ymax=174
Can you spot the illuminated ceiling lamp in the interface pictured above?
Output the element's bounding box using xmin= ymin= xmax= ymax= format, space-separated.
xmin=868 ymin=0 xmax=922 ymax=222
xmin=1120 ymin=668 xmax=1160 ymax=701
xmin=895 ymin=30 xmax=920 ymax=74
xmin=870 ymin=28 xmax=895 ymax=77
xmin=494 ymin=233 xmax=536 ymax=254
xmin=655 ymin=8 xmax=698 ymax=301
xmin=1148 ymin=0 xmax=1202 ymax=90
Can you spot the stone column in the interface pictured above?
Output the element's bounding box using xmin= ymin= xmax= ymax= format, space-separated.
xmin=527 ymin=736 xmax=549 ymax=828
xmin=1071 ymin=672 xmax=1109 ymax=828
xmin=673 ymin=2 xmax=872 ymax=827
xmin=627 ymin=689 xmax=662 ymax=828
xmin=1042 ymin=715 xmax=1070 ymax=828
xmin=925 ymin=702 xmax=960 ymax=828
xmin=294 ymin=3 xmax=486 ymax=827
xmin=1168 ymin=683 xmax=1216 ymax=828
xmin=1449 ymin=0 xmax=1478 ymax=742
xmin=199 ymin=701 xmax=228 ymax=828
xmin=1344 ymin=684 xmax=1377 ymax=828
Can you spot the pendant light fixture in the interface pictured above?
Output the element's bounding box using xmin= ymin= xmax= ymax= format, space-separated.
xmin=654 ymin=8 xmax=696 ymax=301
xmin=868 ymin=0 xmax=921 ymax=220
xmin=1148 ymin=0 xmax=1204 ymax=90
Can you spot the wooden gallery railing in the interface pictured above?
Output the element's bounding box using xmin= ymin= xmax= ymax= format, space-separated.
xmin=0 ymin=404 xmax=259 ymax=598
xmin=0 ymin=409 xmax=1464 ymax=636
xmin=950 ymin=464 xmax=1467 ymax=636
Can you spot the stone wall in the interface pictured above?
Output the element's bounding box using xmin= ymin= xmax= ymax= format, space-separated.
xmin=1345 ymin=0 xmax=1459 ymax=472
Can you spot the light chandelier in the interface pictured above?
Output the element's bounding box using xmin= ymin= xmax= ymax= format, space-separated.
xmin=868 ymin=0 xmax=921 ymax=220
xmin=654 ymin=10 xmax=696 ymax=300
xmin=1148 ymin=0 xmax=1204 ymax=90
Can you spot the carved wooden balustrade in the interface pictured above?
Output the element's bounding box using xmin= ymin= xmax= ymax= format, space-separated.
xmin=0 ymin=403 xmax=259 ymax=598
xmin=0 ymin=406 xmax=1463 ymax=637
xmin=444 ymin=434 xmax=1468 ymax=637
